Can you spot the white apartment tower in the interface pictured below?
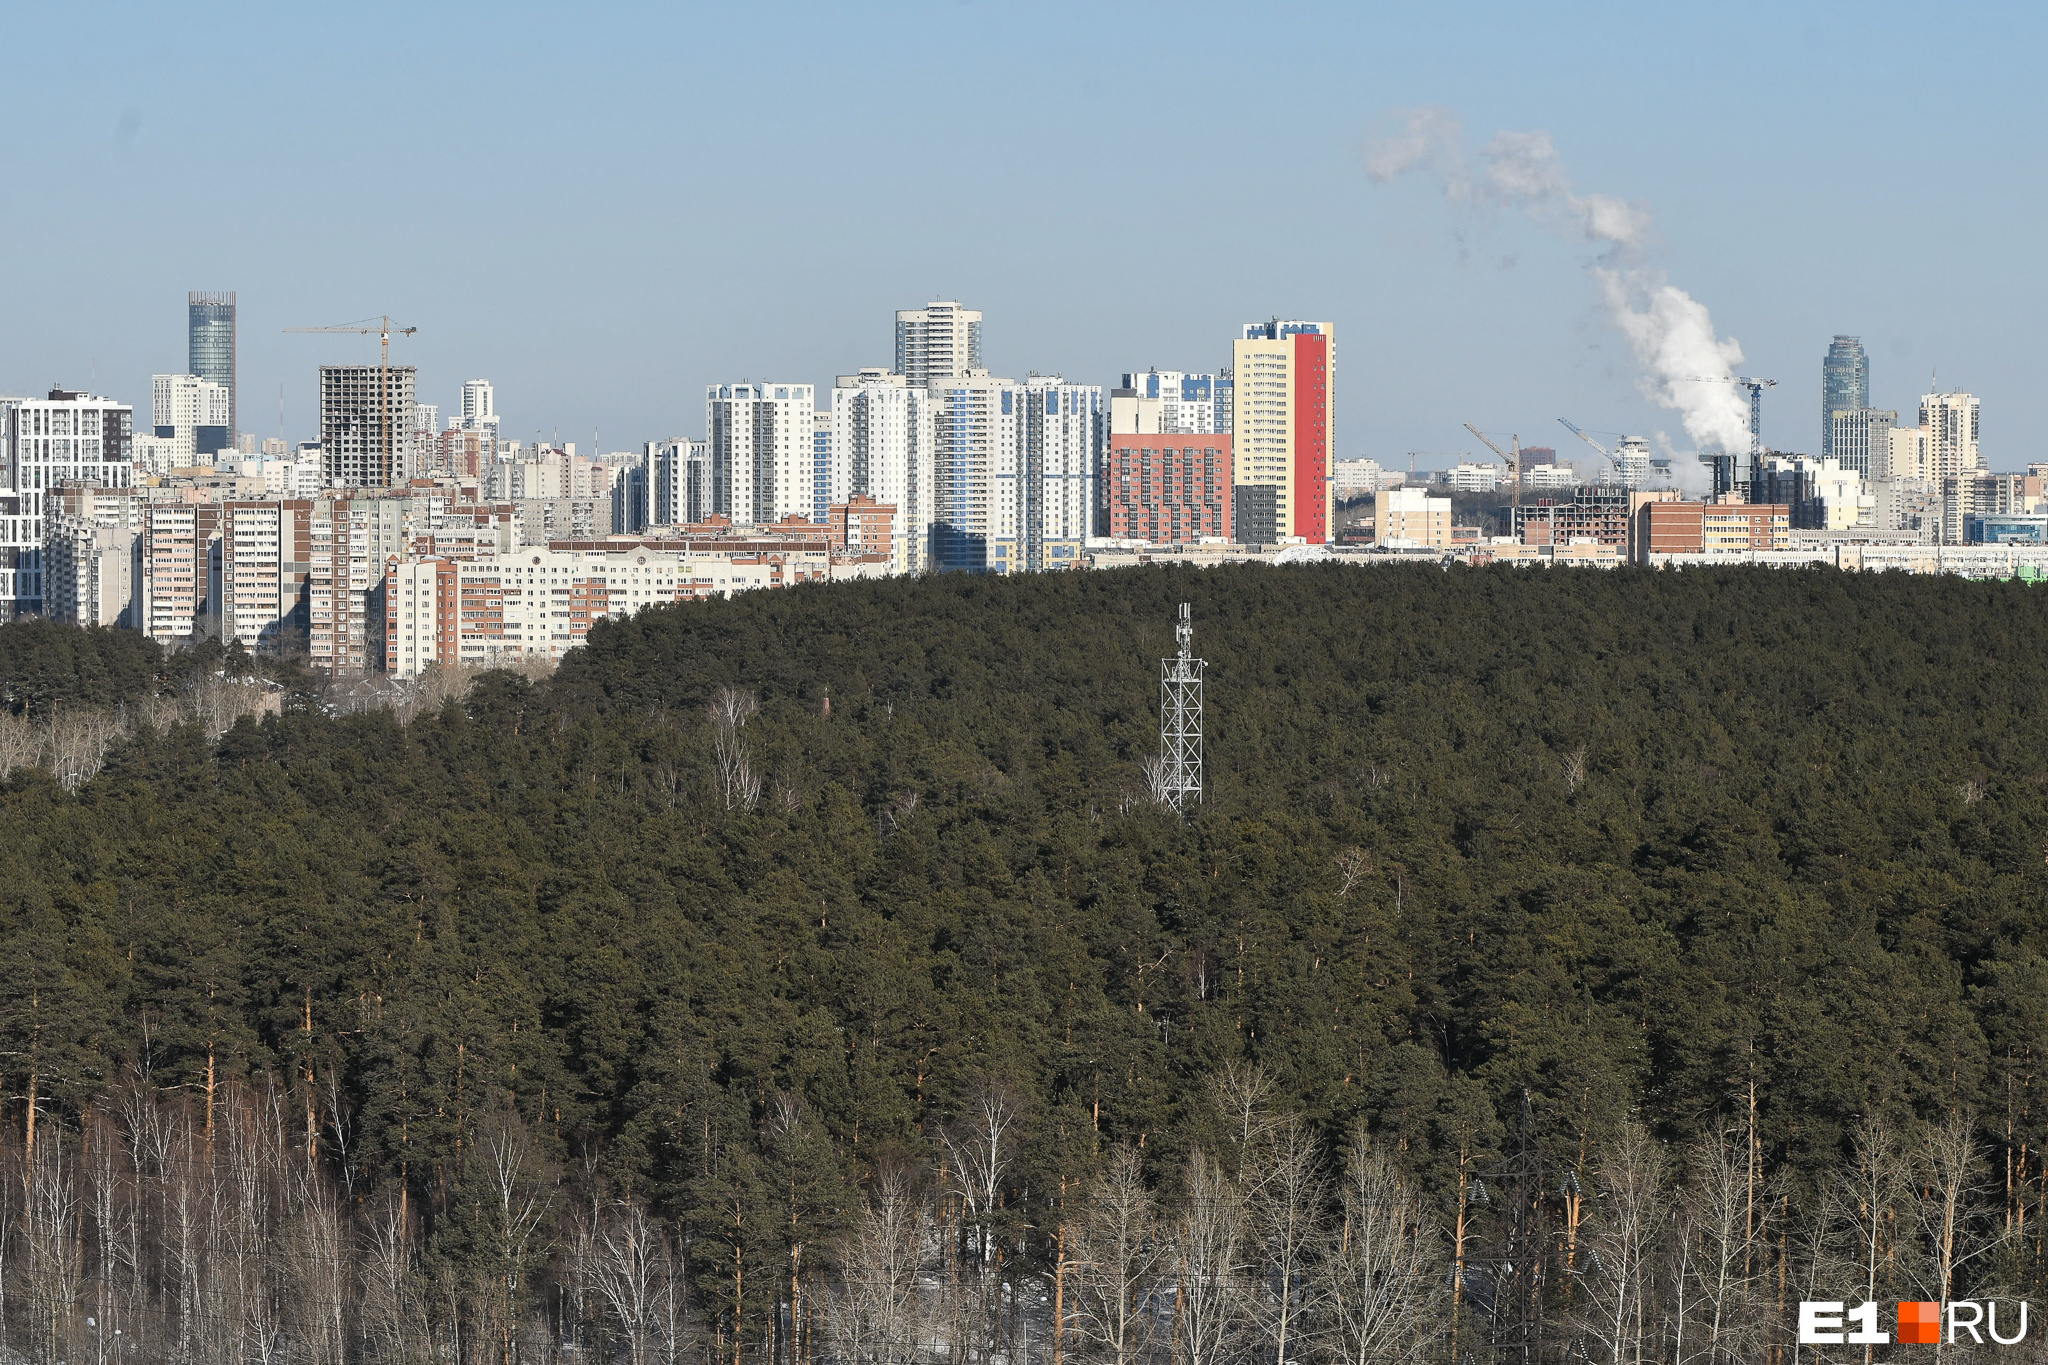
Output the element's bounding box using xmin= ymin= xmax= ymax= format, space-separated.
xmin=895 ymin=302 xmax=982 ymax=385
xmin=2 ymin=390 xmax=135 ymax=616
xmin=1117 ymin=370 xmax=1226 ymax=434
xmin=652 ymin=438 xmax=712 ymax=527
xmin=461 ymin=379 xmax=498 ymax=444
xmin=1001 ymin=376 xmax=1100 ymax=573
xmin=1920 ymin=390 xmax=1981 ymax=477
xmin=151 ymin=374 xmax=234 ymax=465
xmin=706 ymin=383 xmax=815 ymax=525
xmin=320 ymin=365 xmax=417 ymax=488
xmin=928 ymin=372 xmax=1100 ymax=573
xmin=833 ymin=369 xmax=934 ymax=573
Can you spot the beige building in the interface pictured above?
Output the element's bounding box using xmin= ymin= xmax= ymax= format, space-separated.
xmin=1231 ymin=320 xmax=1335 ymax=543
xmin=1920 ymin=391 xmax=1981 ymax=477
xmin=1374 ymin=487 xmax=1451 ymax=547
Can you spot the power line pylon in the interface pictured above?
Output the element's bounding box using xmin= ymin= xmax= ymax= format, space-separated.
xmin=1160 ymin=602 xmax=1204 ymax=813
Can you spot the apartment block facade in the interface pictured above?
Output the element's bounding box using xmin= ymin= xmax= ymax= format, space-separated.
xmin=1231 ymin=320 xmax=1334 ymax=543
xmin=1104 ymin=434 xmax=1233 ymax=542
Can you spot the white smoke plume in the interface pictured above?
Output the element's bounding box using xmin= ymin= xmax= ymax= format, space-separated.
xmin=1365 ymin=108 xmax=1752 ymax=467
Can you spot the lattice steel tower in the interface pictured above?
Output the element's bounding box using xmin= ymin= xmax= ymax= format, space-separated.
xmin=1160 ymin=602 xmax=1205 ymax=811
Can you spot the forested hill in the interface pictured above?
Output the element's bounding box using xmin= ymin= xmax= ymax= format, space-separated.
xmin=4 ymin=562 xmax=2048 ymax=1357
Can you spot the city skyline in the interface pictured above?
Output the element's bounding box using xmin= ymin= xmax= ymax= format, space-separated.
xmin=1 ymin=0 xmax=2033 ymax=466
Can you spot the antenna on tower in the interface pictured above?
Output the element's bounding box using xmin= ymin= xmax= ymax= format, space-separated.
xmin=1159 ymin=602 xmax=1205 ymax=813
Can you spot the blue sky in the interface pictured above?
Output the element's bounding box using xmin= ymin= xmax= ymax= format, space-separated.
xmin=6 ymin=0 xmax=2039 ymax=466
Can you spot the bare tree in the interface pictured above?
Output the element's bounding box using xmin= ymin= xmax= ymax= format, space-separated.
xmin=1243 ymin=1114 xmax=1325 ymax=1365
xmin=709 ymin=686 xmax=763 ymax=811
xmin=587 ymin=1195 xmax=686 ymax=1365
xmin=1912 ymin=1109 xmax=1999 ymax=1365
xmin=0 ymin=711 xmax=41 ymax=779
xmin=46 ymin=706 xmax=125 ymax=791
xmin=1210 ymin=1061 xmax=1279 ymax=1153
xmin=1317 ymin=1128 xmax=1439 ymax=1365
xmin=1835 ymin=1116 xmax=1908 ymax=1315
xmin=823 ymin=1166 xmax=929 ymax=1365
xmin=1068 ymin=1147 xmax=1160 ymax=1365
xmin=1672 ymin=1138 xmax=1759 ymax=1365
xmin=1169 ymin=1150 xmax=1248 ymax=1365
xmin=1577 ymin=1121 xmax=1666 ymax=1365
xmin=23 ymin=1126 xmax=82 ymax=1365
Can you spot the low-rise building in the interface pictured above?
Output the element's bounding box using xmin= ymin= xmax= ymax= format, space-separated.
xmin=1374 ymin=487 xmax=1451 ymax=547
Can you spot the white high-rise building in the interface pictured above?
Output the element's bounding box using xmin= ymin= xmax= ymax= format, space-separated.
xmin=1116 ymin=370 xmax=1225 ymax=433
xmin=151 ymin=374 xmax=233 ymax=465
xmin=929 ymin=372 xmax=1011 ymax=572
xmin=2 ymin=390 xmax=135 ymax=615
xmin=461 ymin=380 xmax=496 ymax=432
xmin=706 ymin=383 xmax=814 ymax=525
xmin=927 ymin=372 xmax=1100 ymax=573
xmin=1002 ymin=376 xmax=1101 ymax=572
xmin=895 ymin=302 xmax=981 ymax=386
xmin=833 ymin=369 xmax=934 ymax=573
xmin=1920 ymin=391 xmax=1981 ymax=476
xmin=652 ymin=439 xmax=711 ymax=526
xmin=812 ymin=410 xmax=838 ymax=523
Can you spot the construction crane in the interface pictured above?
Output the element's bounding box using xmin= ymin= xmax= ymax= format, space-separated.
xmin=1677 ymin=374 xmax=1776 ymax=489
xmin=1557 ymin=418 xmax=1622 ymax=475
xmin=285 ymin=316 xmax=418 ymax=482
xmin=1462 ymin=423 xmax=1522 ymax=506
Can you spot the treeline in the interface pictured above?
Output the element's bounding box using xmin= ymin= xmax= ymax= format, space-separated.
xmin=2 ymin=562 xmax=2048 ymax=1362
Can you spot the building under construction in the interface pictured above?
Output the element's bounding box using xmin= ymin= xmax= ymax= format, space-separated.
xmin=319 ymin=365 xmax=417 ymax=489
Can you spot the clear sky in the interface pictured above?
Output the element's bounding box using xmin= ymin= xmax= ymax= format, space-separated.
xmin=7 ymin=0 xmax=2040 ymax=467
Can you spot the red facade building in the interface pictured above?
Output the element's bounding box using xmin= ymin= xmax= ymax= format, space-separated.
xmin=1104 ymin=435 xmax=1233 ymax=542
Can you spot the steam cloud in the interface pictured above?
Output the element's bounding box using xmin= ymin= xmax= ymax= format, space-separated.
xmin=1366 ymin=108 xmax=1751 ymax=469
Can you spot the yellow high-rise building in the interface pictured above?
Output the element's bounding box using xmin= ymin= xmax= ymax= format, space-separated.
xmin=1230 ymin=320 xmax=1334 ymax=543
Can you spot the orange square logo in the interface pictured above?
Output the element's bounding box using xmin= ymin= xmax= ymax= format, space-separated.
xmin=1898 ymin=1302 xmax=1941 ymax=1345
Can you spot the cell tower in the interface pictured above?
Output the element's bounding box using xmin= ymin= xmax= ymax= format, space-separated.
xmin=1160 ymin=602 xmax=1205 ymax=812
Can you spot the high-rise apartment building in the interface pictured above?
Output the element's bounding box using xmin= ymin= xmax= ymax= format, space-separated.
xmin=1231 ymin=320 xmax=1335 ymax=543
xmin=2 ymin=390 xmax=135 ymax=616
xmin=460 ymin=380 xmax=499 ymax=446
xmin=1002 ymin=376 xmax=1100 ymax=573
xmin=320 ymin=365 xmax=417 ymax=488
xmin=1117 ymin=370 xmax=1227 ymax=433
xmin=1821 ymin=336 xmax=1869 ymax=458
xmin=652 ymin=439 xmax=712 ymax=527
xmin=46 ymin=484 xmax=143 ymax=628
xmin=832 ymin=369 xmax=934 ymax=573
xmin=929 ymin=373 xmax=1008 ymax=571
xmin=138 ymin=502 xmax=219 ymax=640
xmin=213 ymin=500 xmax=314 ymax=649
xmin=895 ymin=302 xmax=981 ymax=385
xmin=189 ymin=292 xmax=237 ymax=440
xmin=152 ymin=374 xmax=234 ymax=465
xmin=706 ymin=382 xmax=815 ymax=525
xmin=812 ymin=411 xmax=837 ymax=523
xmin=1920 ymin=390 xmax=1981 ymax=477
xmin=1828 ymin=409 xmax=1899 ymax=478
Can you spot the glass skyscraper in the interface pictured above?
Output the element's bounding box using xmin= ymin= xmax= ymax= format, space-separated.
xmin=1822 ymin=335 xmax=1868 ymax=457
xmin=188 ymin=291 xmax=237 ymax=440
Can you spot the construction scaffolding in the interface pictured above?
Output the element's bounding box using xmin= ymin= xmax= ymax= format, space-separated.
xmin=1159 ymin=602 xmax=1205 ymax=812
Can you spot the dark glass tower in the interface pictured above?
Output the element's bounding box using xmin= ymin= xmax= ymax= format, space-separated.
xmin=188 ymin=291 xmax=237 ymax=440
xmin=1822 ymin=335 xmax=1868 ymax=458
